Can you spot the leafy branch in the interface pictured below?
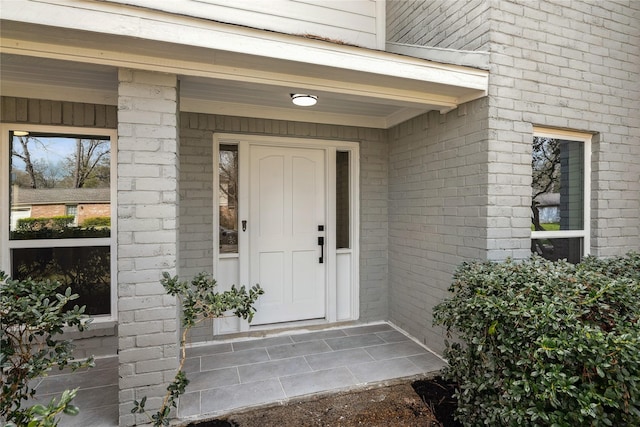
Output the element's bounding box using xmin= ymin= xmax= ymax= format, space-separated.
xmin=1 ymin=272 xmax=93 ymax=427
xmin=131 ymin=272 xmax=264 ymax=426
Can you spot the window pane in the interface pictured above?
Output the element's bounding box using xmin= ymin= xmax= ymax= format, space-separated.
xmin=336 ymin=151 xmax=350 ymax=249
xmin=11 ymin=246 xmax=111 ymax=315
xmin=219 ymin=144 xmax=238 ymax=253
xmin=531 ymin=238 xmax=583 ymax=264
xmin=532 ymin=138 xmax=584 ymax=232
xmin=10 ymin=132 xmax=111 ymax=240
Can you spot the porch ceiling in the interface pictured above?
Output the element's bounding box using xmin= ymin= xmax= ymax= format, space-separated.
xmin=1 ymin=7 xmax=488 ymax=129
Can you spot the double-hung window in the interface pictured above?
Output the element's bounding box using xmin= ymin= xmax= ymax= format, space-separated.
xmin=1 ymin=125 xmax=116 ymax=319
xmin=531 ymin=127 xmax=591 ymax=263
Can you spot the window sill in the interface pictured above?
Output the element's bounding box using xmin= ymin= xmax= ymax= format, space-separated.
xmin=63 ymin=318 xmax=117 ymax=339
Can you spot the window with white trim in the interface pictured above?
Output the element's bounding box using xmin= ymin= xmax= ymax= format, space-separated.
xmin=2 ymin=126 xmax=116 ymax=318
xmin=531 ymin=128 xmax=591 ymax=263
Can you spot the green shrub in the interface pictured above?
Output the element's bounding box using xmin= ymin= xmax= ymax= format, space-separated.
xmin=0 ymin=272 xmax=94 ymax=426
xmin=16 ymin=216 xmax=75 ymax=232
xmin=81 ymin=217 xmax=110 ymax=228
xmin=433 ymin=252 xmax=640 ymax=426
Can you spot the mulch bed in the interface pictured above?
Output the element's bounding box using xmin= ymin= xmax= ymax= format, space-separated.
xmin=412 ymin=376 xmax=461 ymax=427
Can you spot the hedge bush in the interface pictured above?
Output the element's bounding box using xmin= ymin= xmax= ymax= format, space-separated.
xmin=433 ymin=252 xmax=640 ymax=426
xmin=16 ymin=216 xmax=74 ymax=231
xmin=81 ymin=217 xmax=110 ymax=227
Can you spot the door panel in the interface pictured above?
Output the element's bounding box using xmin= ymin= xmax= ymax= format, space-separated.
xmin=250 ymin=145 xmax=326 ymax=325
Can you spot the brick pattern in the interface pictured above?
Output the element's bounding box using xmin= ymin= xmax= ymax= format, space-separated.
xmin=388 ymin=99 xmax=492 ymax=353
xmin=116 ymin=69 xmax=180 ymax=426
xmin=386 ymin=0 xmax=639 ymax=352
xmin=386 ymin=0 xmax=491 ymax=51
xmin=179 ymin=114 xmax=389 ymax=342
xmin=28 ymin=203 xmax=110 ymax=225
xmin=484 ymin=0 xmax=640 ymax=257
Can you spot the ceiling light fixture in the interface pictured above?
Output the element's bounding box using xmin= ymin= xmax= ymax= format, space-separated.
xmin=291 ymin=93 xmax=318 ymax=107
xmin=13 ymin=131 xmax=29 ymax=136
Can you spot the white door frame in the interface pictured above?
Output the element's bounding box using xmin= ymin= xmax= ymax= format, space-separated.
xmin=213 ymin=133 xmax=360 ymax=332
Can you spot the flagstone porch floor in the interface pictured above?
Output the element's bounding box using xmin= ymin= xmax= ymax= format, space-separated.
xmin=31 ymin=322 xmax=445 ymax=426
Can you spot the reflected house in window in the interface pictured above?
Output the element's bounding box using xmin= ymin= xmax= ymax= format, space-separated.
xmin=10 ymin=185 xmax=110 ymax=231
xmin=533 ymin=192 xmax=560 ymax=225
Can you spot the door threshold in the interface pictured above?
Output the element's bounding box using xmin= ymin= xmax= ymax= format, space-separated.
xmin=205 ymin=319 xmax=363 ymax=343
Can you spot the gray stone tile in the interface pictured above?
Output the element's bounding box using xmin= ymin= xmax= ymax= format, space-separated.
xmin=26 ymin=324 xmax=445 ymax=426
xmin=34 ymin=384 xmax=118 ymax=410
xmin=305 ymin=348 xmax=374 ymax=371
xmin=279 ymin=367 xmax=357 ymax=398
xmin=238 ymin=357 xmax=311 ymax=383
xmin=343 ymin=324 xmax=394 ymax=336
xmin=35 ymin=368 xmax=117 ymax=394
xmin=199 ymin=379 xmax=285 ymax=415
xmin=187 ymin=367 xmax=239 ymax=391
xmin=364 ymin=341 xmax=428 ymax=361
xmin=59 ymin=403 xmax=118 ymax=427
xmin=232 ymin=336 xmax=294 ymax=351
xmin=290 ymin=329 xmax=347 ymax=342
xmin=201 ymin=348 xmax=269 ymax=371
xmin=324 ymin=333 xmax=385 ymax=351
xmin=179 ymin=390 xmax=201 ymax=418
xmin=376 ymin=330 xmax=410 ymax=343
xmin=186 ymin=343 xmax=233 ymax=357
xmin=182 ymin=356 xmax=201 ymax=373
xmin=408 ymin=353 xmax=446 ymax=373
xmin=266 ymin=340 xmax=332 ymax=360
xmin=348 ymin=358 xmax=423 ymax=384
xmin=75 ymin=385 xmax=119 ymax=410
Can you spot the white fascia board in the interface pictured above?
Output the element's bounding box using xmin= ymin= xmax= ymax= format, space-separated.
xmin=0 ymin=35 xmax=467 ymax=110
xmin=0 ymin=0 xmax=488 ymax=93
xmin=386 ymin=42 xmax=490 ymax=71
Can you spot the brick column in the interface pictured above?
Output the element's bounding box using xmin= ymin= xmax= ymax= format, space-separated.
xmin=116 ymin=69 xmax=180 ymax=426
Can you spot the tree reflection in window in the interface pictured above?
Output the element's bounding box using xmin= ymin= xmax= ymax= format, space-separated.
xmin=219 ymin=145 xmax=238 ymax=253
xmin=10 ymin=132 xmax=111 ymax=239
xmin=531 ymin=136 xmax=585 ymax=263
xmin=8 ymin=130 xmax=113 ymax=316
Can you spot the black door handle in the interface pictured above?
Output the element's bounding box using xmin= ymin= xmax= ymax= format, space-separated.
xmin=318 ymin=236 xmax=324 ymax=264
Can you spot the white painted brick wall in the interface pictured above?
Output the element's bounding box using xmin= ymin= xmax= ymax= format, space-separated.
xmin=386 ymin=0 xmax=639 ymax=352
xmin=179 ymin=113 xmax=389 ymax=342
xmin=117 ymin=69 xmax=180 ymax=426
xmin=386 ymin=0 xmax=491 ymax=51
xmin=388 ymin=99 xmax=491 ymax=353
xmin=488 ymin=0 xmax=640 ymax=257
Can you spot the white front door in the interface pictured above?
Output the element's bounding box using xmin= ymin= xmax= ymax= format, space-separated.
xmin=248 ymin=145 xmax=326 ymax=325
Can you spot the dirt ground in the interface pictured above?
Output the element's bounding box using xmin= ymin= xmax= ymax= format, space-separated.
xmin=185 ymin=377 xmax=453 ymax=427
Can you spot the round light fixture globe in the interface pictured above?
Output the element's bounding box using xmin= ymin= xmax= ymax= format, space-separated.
xmin=291 ymin=94 xmax=318 ymax=107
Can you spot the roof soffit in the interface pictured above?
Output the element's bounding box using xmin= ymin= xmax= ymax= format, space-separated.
xmin=0 ymin=1 xmax=488 ymax=128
